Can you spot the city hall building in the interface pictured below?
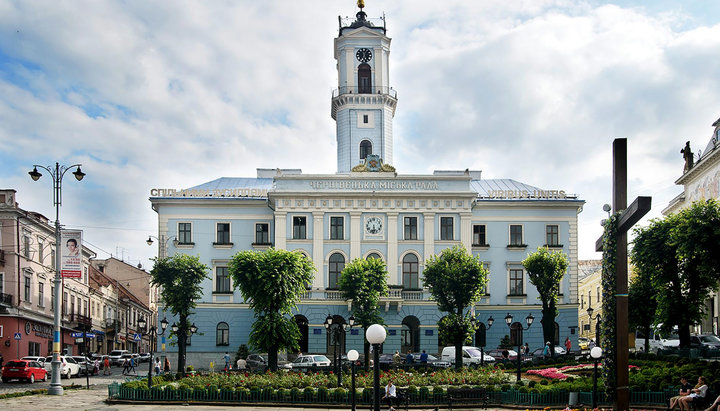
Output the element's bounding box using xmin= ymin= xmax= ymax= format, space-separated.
xmin=150 ymin=5 xmax=584 ymax=364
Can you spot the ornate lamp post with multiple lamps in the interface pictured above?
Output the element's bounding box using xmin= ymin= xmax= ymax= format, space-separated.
xmin=170 ymin=321 xmax=198 ymax=374
xmin=505 ymin=313 xmax=534 ymax=382
xmin=29 ymin=162 xmax=85 ymax=396
xmin=138 ymin=316 xmax=168 ymax=388
xmin=324 ymin=315 xmax=355 ymax=386
xmin=366 ymin=324 xmax=386 ymax=411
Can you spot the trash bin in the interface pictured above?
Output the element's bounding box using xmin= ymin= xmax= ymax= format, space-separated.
xmin=569 ymin=391 xmax=579 ymax=406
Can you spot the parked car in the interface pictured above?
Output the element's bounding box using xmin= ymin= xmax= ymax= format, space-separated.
xmin=441 ymin=346 xmax=495 ymax=365
xmin=531 ymin=346 xmax=567 ymax=358
xmin=486 ymin=349 xmax=519 ymax=361
xmin=578 ymin=337 xmax=590 ymax=350
xmin=108 ymin=350 xmax=129 ymax=366
xmin=21 ymin=356 xmax=46 ymax=366
xmin=410 ymin=353 xmax=451 ymax=368
xmin=43 ymin=355 xmax=80 ymax=378
xmin=71 ymin=356 xmax=97 ymax=376
xmin=2 ymin=359 xmax=48 ymax=383
xmin=138 ymin=353 xmax=151 ymax=363
xmin=245 ymin=354 xmax=292 ymax=370
xmin=690 ymin=334 xmax=720 ymax=350
xmin=291 ymin=354 xmax=330 ymax=369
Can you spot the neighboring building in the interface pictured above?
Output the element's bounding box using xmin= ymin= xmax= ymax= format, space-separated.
xmin=150 ymin=5 xmax=584 ymax=366
xmin=88 ymin=264 xmax=153 ymax=354
xmin=0 ymin=189 xmax=95 ymax=358
xmin=578 ymin=260 xmax=602 ymax=342
xmin=664 ymin=116 xmax=720 ymax=335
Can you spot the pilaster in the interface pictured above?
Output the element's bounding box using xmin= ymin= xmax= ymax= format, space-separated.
xmin=313 ymin=212 xmax=324 ymax=288
xmin=386 ymin=212 xmax=398 ymax=284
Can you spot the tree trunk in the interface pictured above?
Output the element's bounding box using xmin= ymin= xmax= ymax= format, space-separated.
xmin=268 ymin=344 xmax=278 ymax=372
xmin=678 ymin=323 xmax=691 ymax=348
xmin=177 ymin=314 xmax=187 ymax=376
xmin=454 ymin=341 xmax=463 ymax=370
xmin=541 ymin=303 xmax=556 ymax=357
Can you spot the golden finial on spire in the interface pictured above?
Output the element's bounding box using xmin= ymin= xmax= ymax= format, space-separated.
xmin=357 ymin=0 xmax=365 ymax=9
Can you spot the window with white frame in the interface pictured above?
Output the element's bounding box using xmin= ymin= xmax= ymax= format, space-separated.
xmin=178 ymin=222 xmax=192 ymax=244
xmin=38 ymin=282 xmax=44 ymax=307
xmin=216 ymin=223 xmax=231 ymax=244
xmin=38 ymin=239 xmax=44 ymax=263
xmin=216 ymin=322 xmax=229 ymax=346
xmin=473 ymin=224 xmax=487 ymax=246
xmin=402 ymin=254 xmax=419 ymax=289
xmin=509 ymin=268 xmax=524 ymax=296
xmin=23 ymin=234 xmax=31 ymax=259
xmin=24 ymin=275 xmax=31 ymax=302
xmin=404 ymin=216 xmax=417 ymax=240
xmin=328 ymin=253 xmax=345 ymax=289
xmin=293 ymin=216 xmax=307 ymax=239
xmin=215 ymin=266 xmax=231 ymax=293
xmin=440 ymin=217 xmax=454 ymax=240
xmin=255 ymin=223 xmax=270 ymax=244
xmin=546 ymin=225 xmax=559 ymax=246
xmin=509 ymin=225 xmax=524 ymax=246
xmin=330 ymin=216 xmax=344 ymax=240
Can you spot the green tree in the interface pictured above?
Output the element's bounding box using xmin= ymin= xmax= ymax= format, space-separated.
xmin=628 ymin=268 xmax=657 ymax=353
xmin=150 ymin=254 xmax=209 ymax=375
xmin=423 ymin=245 xmax=489 ymax=369
xmin=522 ymin=247 xmax=569 ymax=357
xmin=229 ymin=248 xmax=314 ymax=370
xmin=631 ymin=199 xmax=720 ymax=347
xmin=338 ymin=257 xmax=388 ymax=369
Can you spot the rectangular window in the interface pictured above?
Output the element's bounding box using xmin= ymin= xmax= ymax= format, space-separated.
xmin=255 ymin=223 xmax=269 ymax=244
xmin=24 ymin=275 xmax=31 ymax=302
xmin=473 ymin=224 xmax=487 ymax=245
xmin=216 ymin=223 xmax=230 ymax=244
xmin=178 ymin=223 xmax=192 ymax=244
xmin=330 ymin=216 xmax=344 ymax=240
xmin=23 ymin=235 xmax=31 ymax=259
xmin=51 ymin=287 xmax=55 ymax=312
xmin=510 ymin=225 xmax=523 ymax=246
xmin=293 ymin=216 xmax=307 ymax=240
xmin=0 ymin=273 xmax=3 ymax=294
xmin=596 ymin=286 xmax=600 ymax=304
xmin=83 ymin=300 xmax=87 ymax=316
xmin=63 ymin=292 xmax=68 ymax=315
xmin=51 ymin=250 xmax=55 ymax=269
xmin=215 ymin=267 xmax=231 ymax=293
xmin=38 ymin=241 xmax=44 ymax=263
xmin=509 ymin=269 xmax=524 ymax=296
xmin=38 ymin=282 xmax=44 ymax=307
xmin=71 ymin=295 xmax=76 ymax=315
xmin=588 ymin=291 xmax=592 ymax=308
xmin=440 ymin=217 xmax=454 ymax=240
xmin=580 ymin=294 xmax=584 ymax=309
xmin=546 ymin=225 xmax=559 ymax=246
xmin=363 ymin=114 xmax=369 ymax=123
xmin=404 ymin=217 xmax=417 ymax=240
xmin=28 ymin=341 xmax=41 ymax=356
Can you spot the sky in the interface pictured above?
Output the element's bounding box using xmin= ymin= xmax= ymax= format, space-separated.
xmin=1 ymin=0 xmax=719 ymax=271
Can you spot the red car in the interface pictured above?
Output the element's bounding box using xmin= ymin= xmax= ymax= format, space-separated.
xmin=2 ymin=359 xmax=48 ymax=383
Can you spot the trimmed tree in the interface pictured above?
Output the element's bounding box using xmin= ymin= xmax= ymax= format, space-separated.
xmin=423 ymin=245 xmax=489 ymax=369
xmin=522 ymin=247 xmax=569 ymax=357
xmin=628 ymin=268 xmax=657 ymax=353
xmin=229 ymin=248 xmax=314 ymax=371
xmin=149 ymin=254 xmax=209 ymax=375
xmin=631 ymin=199 xmax=720 ymax=347
xmin=338 ymin=257 xmax=388 ymax=369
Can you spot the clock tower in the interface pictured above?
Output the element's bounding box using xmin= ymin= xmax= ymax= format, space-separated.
xmin=332 ymin=2 xmax=397 ymax=173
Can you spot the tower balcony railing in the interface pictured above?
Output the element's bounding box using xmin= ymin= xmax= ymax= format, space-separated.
xmin=316 ymin=287 xmax=426 ymax=302
xmin=332 ymin=86 xmax=397 ymax=98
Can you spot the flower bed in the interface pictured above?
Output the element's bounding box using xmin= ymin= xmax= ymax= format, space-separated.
xmin=527 ymin=364 xmax=640 ymax=380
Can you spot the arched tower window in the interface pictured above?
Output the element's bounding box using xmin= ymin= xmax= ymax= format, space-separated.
xmin=216 ymin=322 xmax=229 ymax=346
xmin=402 ymin=254 xmax=419 ymax=289
xmin=360 ymin=140 xmax=372 ymax=160
xmin=358 ymin=63 xmax=371 ymax=94
xmin=329 ymin=253 xmax=345 ymax=289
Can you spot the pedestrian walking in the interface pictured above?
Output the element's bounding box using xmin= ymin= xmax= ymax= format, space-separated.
xmin=121 ymin=358 xmax=130 ymax=375
xmin=164 ymin=357 xmax=171 ymax=373
xmin=103 ymin=356 xmax=111 ymax=375
xmin=154 ymin=357 xmax=161 ymax=375
xmin=129 ymin=356 xmax=137 ymax=374
xmin=223 ymin=352 xmax=231 ymax=371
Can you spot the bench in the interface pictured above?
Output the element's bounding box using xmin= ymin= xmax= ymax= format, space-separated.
xmin=690 ymin=391 xmax=715 ymax=411
xmin=448 ymin=387 xmax=489 ymax=410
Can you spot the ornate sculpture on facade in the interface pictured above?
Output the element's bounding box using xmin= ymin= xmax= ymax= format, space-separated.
xmin=351 ymin=154 xmax=396 ymax=172
xmin=681 ymin=141 xmax=694 ymax=173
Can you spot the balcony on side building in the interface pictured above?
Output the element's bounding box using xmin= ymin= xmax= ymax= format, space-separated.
xmin=69 ymin=313 xmax=93 ymax=331
xmin=104 ymin=319 xmax=121 ymax=334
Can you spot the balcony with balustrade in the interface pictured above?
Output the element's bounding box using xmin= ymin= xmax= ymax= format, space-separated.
xmin=69 ymin=313 xmax=93 ymax=331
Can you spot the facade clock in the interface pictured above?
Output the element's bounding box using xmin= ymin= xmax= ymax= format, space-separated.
xmin=356 ymin=48 xmax=372 ymax=63
xmin=365 ymin=216 xmax=383 ymax=234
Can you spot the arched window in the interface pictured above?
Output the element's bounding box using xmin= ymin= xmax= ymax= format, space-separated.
xmin=510 ymin=322 xmax=523 ymax=347
xmin=216 ymin=322 xmax=229 ymax=346
xmin=295 ymin=315 xmax=309 ymax=353
xmin=360 ymin=140 xmax=372 ymax=160
xmin=328 ymin=253 xmax=345 ymax=289
xmin=402 ymin=254 xmax=419 ymax=289
xmin=401 ymin=316 xmax=420 ymax=353
xmin=358 ymin=63 xmax=371 ymax=94
xmin=554 ymin=322 xmax=560 ymax=345
xmin=367 ymin=252 xmax=382 ymax=261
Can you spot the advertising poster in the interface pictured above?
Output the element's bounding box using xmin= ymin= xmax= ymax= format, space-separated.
xmin=60 ymin=229 xmax=83 ymax=278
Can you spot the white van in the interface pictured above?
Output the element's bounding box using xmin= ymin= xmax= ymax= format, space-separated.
xmin=441 ymin=346 xmax=495 ymax=365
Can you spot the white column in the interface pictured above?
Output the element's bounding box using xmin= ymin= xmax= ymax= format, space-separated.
xmin=275 ymin=212 xmax=287 ymax=250
xmin=350 ymin=211 xmax=362 ymax=260
xmin=460 ymin=212 xmax=472 ymax=253
xmin=313 ymin=212 xmax=324 ymax=289
xmin=386 ymin=212 xmax=398 ymax=284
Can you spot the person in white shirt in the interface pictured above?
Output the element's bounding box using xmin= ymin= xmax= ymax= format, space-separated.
xmin=236 ymin=357 xmax=247 ymax=370
xmin=383 ymin=380 xmax=398 ymax=411
xmin=679 ymin=376 xmax=708 ymax=411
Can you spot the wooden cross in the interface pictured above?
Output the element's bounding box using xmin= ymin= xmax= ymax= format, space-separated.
xmin=594 ymin=138 xmax=651 ymax=411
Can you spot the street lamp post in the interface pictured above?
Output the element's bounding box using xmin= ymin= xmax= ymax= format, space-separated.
xmin=171 ymin=321 xmax=198 ymax=374
xmin=471 ymin=316 xmax=494 ymax=366
xmin=347 ymin=349 xmax=359 ymax=411
xmin=29 ymin=162 xmax=85 ymax=396
xmin=146 ymin=235 xmax=178 ymax=259
xmin=366 ymin=324 xmax=386 ymax=411
xmin=591 ymin=346 xmax=603 ymax=409
xmin=138 ymin=316 xmax=168 ymax=388
xmin=324 ymin=315 xmax=354 ymax=387
xmin=505 ymin=313 xmax=534 ymax=382
xmin=587 ymin=306 xmax=601 ymax=346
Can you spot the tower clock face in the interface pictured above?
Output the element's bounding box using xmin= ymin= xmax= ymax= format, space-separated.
xmin=356 ymin=48 xmax=372 ymax=63
xmin=365 ymin=216 xmax=383 ymax=234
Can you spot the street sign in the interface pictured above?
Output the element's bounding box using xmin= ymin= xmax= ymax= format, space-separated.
xmin=133 ymin=333 xmax=141 ymax=342
xmin=71 ymin=332 xmax=83 ymax=337
xmin=13 ymin=333 xmax=21 ymax=340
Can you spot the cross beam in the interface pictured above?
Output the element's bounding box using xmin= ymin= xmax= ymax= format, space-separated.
xmin=595 ymin=196 xmax=652 ymax=252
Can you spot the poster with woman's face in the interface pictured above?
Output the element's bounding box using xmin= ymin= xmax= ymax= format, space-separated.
xmin=61 ymin=230 xmax=83 ymax=278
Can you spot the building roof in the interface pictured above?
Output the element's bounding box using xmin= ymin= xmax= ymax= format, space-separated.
xmin=89 ymin=264 xmax=149 ymax=311
xmin=578 ymin=259 xmax=602 ymax=281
